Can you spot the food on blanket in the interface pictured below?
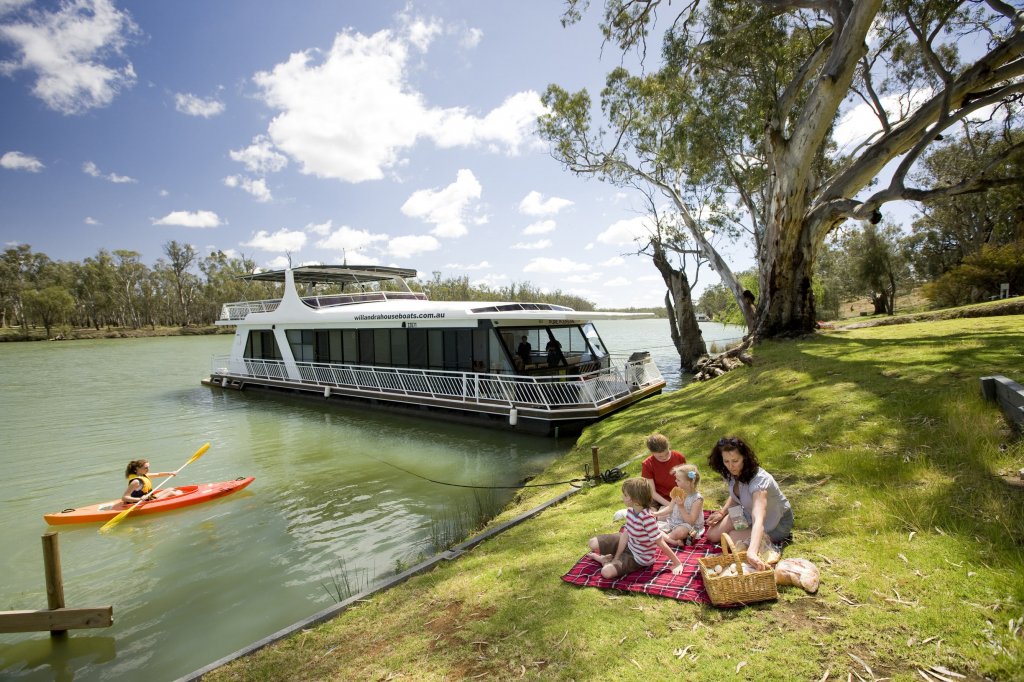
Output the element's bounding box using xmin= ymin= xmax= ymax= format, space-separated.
xmin=774 ymin=558 xmax=820 ymax=593
xmin=731 ymin=536 xmax=781 ymax=565
xmin=713 ymin=564 xmax=724 ymax=575
xmin=719 ymin=562 xmax=759 ymax=577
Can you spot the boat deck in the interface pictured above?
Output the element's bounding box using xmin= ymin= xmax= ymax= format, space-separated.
xmin=207 ymin=354 xmax=665 ymax=435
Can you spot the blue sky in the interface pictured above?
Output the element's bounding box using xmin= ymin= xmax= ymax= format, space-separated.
xmin=2 ymin=0 xmax=752 ymax=309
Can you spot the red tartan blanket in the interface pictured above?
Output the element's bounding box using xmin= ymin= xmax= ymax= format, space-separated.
xmin=561 ymin=536 xmax=722 ymax=603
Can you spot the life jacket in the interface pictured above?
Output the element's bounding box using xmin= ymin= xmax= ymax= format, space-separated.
xmin=128 ymin=474 xmax=153 ymax=498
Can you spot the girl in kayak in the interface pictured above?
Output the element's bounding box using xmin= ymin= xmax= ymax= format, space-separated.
xmin=122 ymin=460 xmax=176 ymax=504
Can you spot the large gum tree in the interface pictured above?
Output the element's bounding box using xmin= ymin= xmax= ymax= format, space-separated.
xmin=543 ymin=0 xmax=1023 ymax=338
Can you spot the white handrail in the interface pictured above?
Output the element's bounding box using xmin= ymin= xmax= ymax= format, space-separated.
xmin=210 ymin=355 xmax=662 ymax=412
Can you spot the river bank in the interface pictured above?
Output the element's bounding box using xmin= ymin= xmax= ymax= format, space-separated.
xmin=201 ymin=312 xmax=1024 ymax=682
xmin=0 ymin=324 xmax=230 ymax=342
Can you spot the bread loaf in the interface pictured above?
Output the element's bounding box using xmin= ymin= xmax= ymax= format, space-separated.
xmin=774 ymin=558 xmax=819 ymax=593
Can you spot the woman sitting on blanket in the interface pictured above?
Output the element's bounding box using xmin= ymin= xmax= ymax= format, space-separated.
xmin=588 ymin=478 xmax=684 ymax=579
xmin=705 ymin=436 xmax=794 ymax=571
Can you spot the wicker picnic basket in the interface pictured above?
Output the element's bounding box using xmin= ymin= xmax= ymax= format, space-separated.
xmin=698 ymin=533 xmax=778 ymax=606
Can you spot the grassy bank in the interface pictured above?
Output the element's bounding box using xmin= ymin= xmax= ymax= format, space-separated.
xmin=206 ymin=315 xmax=1024 ymax=681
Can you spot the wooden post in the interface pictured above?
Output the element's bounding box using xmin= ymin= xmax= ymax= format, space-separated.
xmin=42 ymin=532 xmax=67 ymax=637
xmin=0 ymin=532 xmax=112 ymax=634
xmin=591 ymin=446 xmax=600 ymax=483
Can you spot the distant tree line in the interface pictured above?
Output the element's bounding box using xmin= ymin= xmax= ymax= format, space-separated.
xmin=0 ymin=242 xmax=598 ymax=338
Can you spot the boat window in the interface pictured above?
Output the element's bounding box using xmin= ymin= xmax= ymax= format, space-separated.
xmin=373 ymin=329 xmax=391 ymax=365
xmin=391 ymin=330 xmax=409 ymax=366
xmin=243 ymin=329 xmax=281 ymax=360
xmin=328 ymin=330 xmax=343 ymax=363
xmin=489 ymin=330 xmax=513 ymax=373
xmin=427 ymin=330 xmax=444 ymax=368
xmin=358 ymin=330 xmax=374 ymax=364
xmin=286 ymin=329 xmax=315 ymax=362
xmin=342 ymin=330 xmax=358 ymax=363
xmin=408 ymin=328 xmax=428 ymax=368
xmin=582 ymin=323 xmax=607 ymax=358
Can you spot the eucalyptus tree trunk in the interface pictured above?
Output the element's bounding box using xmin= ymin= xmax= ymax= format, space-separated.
xmin=651 ymin=245 xmax=706 ymax=372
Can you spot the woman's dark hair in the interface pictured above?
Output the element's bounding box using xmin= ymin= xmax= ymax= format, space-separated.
xmin=708 ymin=437 xmax=760 ymax=483
xmin=125 ymin=459 xmax=148 ymax=478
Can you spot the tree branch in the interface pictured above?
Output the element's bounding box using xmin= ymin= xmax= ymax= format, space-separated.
xmin=822 ymin=31 xmax=1024 ymax=202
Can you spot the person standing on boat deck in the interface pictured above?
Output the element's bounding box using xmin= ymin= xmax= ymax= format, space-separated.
xmin=517 ymin=335 xmax=532 ymax=366
xmin=122 ymin=459 xmax=175 ymax=504
xmin=545 ymin=337 xmax=564 ymax=367
xmin=640 ymin=433 xmax=687 ymax=508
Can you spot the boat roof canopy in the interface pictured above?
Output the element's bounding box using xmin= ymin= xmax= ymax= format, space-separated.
xmin=240 ymin=265 xmax=419 ymax=286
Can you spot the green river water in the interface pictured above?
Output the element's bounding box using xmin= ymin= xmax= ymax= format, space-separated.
xmin=0 ymin=319 xmax=741 ymax=680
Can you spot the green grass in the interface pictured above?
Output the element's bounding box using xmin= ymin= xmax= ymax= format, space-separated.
xmin=205 ymin=315 xmax=1024 ymax=681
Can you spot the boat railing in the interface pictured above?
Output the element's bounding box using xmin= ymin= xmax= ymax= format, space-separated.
xmin=218 ymin=291 xmax=430 ymax=321
xmin=210 ymin=354 xmax=664 ymax=411
xmin=218 ymin=299 xmax=282 ymax=320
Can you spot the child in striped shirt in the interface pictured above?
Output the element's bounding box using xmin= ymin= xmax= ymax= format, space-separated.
xmin=587 ymin=477 xmax=685 ymax=579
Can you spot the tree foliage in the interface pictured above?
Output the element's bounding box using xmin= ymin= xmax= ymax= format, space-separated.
xmin=921 ymin=240 xmax=1024 ymax=306
xmin=905 ymin=128 xmax=1024 ymax=279
xmin=0 ymin=245 xmax=596 ymax=335
xmin=545 ymin=0 xmax=1023 ymax=341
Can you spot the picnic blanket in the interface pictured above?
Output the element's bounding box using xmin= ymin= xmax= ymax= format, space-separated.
xmin=561 ymin=536 xmax=722 ymax=603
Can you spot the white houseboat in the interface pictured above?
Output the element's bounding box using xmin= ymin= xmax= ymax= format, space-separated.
xmin=204 ymin=265 xmax=665 ymax=436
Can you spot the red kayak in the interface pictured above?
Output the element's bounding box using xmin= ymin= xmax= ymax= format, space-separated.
xmin=43 ymin=477 xmax=255 ymax=525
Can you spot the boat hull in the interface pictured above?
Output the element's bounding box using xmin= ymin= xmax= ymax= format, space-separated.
xmin=43 ymin=477 xmax=255 ymax=525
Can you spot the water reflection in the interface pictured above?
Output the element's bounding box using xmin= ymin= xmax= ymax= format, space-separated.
xmin=0 ymin=636 xmax=116 ymax=682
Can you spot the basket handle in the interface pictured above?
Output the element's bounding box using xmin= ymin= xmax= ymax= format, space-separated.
xmin=721 ymin=533 xmax=744 ymax=573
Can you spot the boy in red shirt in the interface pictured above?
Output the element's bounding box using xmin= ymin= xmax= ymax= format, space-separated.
xmin=640 ymin=433 xmax=686 ymax=508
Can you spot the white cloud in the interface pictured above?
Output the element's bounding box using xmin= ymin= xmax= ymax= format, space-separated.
xmin=82 ymin=160 xmax=136 ymax=183
xmin=429 ymin=90 xmax=546 ymax=153
xmin=174 ymin=92 xmax=224 ymax=118
xmin=401 ymin=169 xmax=482 ymax=238
xmin=0 ymin=150 xmax=44 ymax=171
xmin=600 ymin=256 xmax=625 ymax=266
xmin=444 ymin=260 xmax=490 ymax=270
xmin=265 ymin=255 xmax=290 ymax=269
xmin=522 ymin=219 xmax=555 ymax=235
xmin=402 ymin=15 xmax=442 ymax=51
xmin=519 ymin=190 xmax=573 ymax=216
xmin=472 ymin=273 xmax=509 ymax=289
xmin=153 ymin=210 xmax=221 ymax=228
xmin=251 ymin=21 xmax=543 ymax=183
xmin=241 ymin=228 xmax=307 ymax=252
xmin=460 ymin=27 xmax=483 ymax=50
xmin=224 ymin=175 xmax=272 ymax=202
xmin=84 ymin=216 xmax=99 ymax=225
xmin=387 ymin=234 xmax=440 ymax=258
xmin=512 ymin=239 xmax=552 ymax=250
xmin=564 ymin=273 xmax=601 ymax=283
xmin=0 ymin=0 xmax=138 ymax=114
xmin=317 ymin=224 xmax=389 ymax=252
xmin=229 ymin=135 xmax=288 ymax=175
xmin=306 ymin=220 xmax=333 ymax=236
xmin=597 ymin=216 xmax=656 ymax=246
xmin=523 ymin=257 xmax=591 ymax=274
xmin=603 ymin=276 xmax=630 ymax=287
